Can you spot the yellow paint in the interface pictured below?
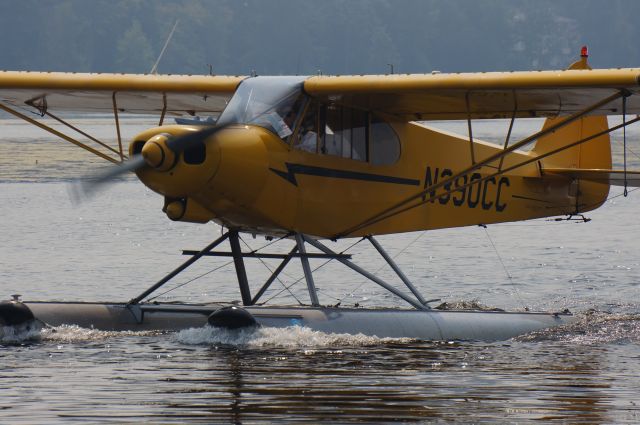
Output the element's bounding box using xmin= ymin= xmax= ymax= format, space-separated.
xmin=534 ymin=54 xmax=612 ymax=214
xmin=2 ymin=68 xmax=640 ymax=118
xmin=0 ymin=71 xmax=243 ymax=92
xmin=131 ymin=118 xmax=610 ymax=238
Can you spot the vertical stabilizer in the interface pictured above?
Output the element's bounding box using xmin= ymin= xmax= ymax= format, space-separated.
xmin=532 ymin=47 xmax=611 ymax=212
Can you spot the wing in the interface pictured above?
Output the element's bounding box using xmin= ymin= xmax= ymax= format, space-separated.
xmin=0 ymin=71 xmax=245 ymax=116
xmin=303 ymin=69 xmax=640 ymax=120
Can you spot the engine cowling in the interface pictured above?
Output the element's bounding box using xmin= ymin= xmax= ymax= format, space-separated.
xmin=128 ymin=124 xmax=272 ymax=226
xmin=129 ymin=125 xmax=221 ymax=200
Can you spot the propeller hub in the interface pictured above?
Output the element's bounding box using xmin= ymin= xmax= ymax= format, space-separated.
xmin=141 ymin=134 xmax=175 ymax=171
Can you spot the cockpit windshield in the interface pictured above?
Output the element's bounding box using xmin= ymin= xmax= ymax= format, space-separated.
xmin=217 ymin=76 xmax=307 ymax=139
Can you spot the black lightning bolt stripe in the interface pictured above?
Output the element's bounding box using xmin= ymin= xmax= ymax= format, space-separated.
xmin=269 ymin=163 xmax=420 ymax=187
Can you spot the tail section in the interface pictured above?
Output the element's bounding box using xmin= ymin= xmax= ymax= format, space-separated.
xmin=533 ymin=114 xmax=612 ymax=171
xmin=531 ymin=48 xmax=612 ymax=213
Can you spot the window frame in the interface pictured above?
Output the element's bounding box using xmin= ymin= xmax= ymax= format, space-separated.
xmin=292 ymin=101 xmax=400 ymax=166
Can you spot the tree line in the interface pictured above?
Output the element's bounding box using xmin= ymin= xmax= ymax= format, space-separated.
xmin=1 ymin=0 xmax=638 ymax=75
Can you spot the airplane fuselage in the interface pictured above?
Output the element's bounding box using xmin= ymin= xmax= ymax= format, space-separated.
xmin=130 ymin=74 xmax=611 ymax=238
xmin=133 ymin=119 xmax=609 ymax=238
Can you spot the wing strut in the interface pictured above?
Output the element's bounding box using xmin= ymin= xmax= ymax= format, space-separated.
xmin=39 ymin=110 xmax=124 ymax=158
xmin=159 ymin=93 xmax=167 ymax=126
xmin=0 ymin=101 xmax=121 ymax=164
xmin=465 ymin=92 xmax=476 ymax=165
xmin=335 ymin=90 xmax=627 ymax=238
xmin=498 ymin=91 xmax=518 ymax=172
xmin=112 ymin=92 xmax=124 ymax=161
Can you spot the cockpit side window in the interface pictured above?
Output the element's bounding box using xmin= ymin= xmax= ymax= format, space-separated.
xmin=250 ymin=90 xmax=305 ymax=141
xmin=279 ymin=94 xmax=305 ymax=143
xmin=292 ymin=99 xmax=319 ymax=153
xmin=291 ymin=100 xmax=400 ymax=166
xmin=345 ymin=108 xmax=368 ymax=161
xmin=296 ymin=103 xmax=368 ymax=161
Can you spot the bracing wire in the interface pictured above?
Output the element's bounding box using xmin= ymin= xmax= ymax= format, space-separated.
xmin=238 ymin=234 xmax=303 ymax=305
xmin=261 ymin=238 xmax=365 ymax=305
xmin=261 ymin=237 xmax=365 ymax=305
xmin=482 ymin=226 xmax=529 ymax=311
xmin=623 ymin=95 xmax=629 ymax=197
xmin=146 ymin=229 xmax=292 ymax=302
xmin=584 ymin=186 xmax=639 ymax=211
xmin=337 ymin=231 xmax=427 ymax=305
xmin=147 ymin=259 xmax=234 ymax=302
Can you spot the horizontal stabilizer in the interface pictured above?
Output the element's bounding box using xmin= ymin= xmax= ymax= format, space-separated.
xmin=544 ymin=168 xmax=640 ymax=187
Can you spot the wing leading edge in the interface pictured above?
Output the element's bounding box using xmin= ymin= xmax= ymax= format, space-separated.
xmin=303 ymin=69 xmax=640 ymax=121
xmin=3 ymin=68 xmax=640 ymax=121
xmin=0 ymin=71 xmax=245 ymax=116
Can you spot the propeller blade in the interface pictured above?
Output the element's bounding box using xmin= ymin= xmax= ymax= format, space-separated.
xmin=166 ymin=125 xmax=220 ymax=153
xmin=70 ymin=155 xmax=147 ymax=203
xmin=71 ymin=123 xmax=224 ymax=203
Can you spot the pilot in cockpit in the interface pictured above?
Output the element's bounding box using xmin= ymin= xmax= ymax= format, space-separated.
xmin=283 ymin=109 xmax=297 ymax=130
xmin=294 ymin=101 xmax=320 ymax=153
xmin=297 ymin=115 xmax=318 ymax=153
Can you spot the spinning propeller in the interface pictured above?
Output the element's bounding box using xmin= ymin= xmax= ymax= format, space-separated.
xmin=71 ymin=125 xmax=221 ymax=202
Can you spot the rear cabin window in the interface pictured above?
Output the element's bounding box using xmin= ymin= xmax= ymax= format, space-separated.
xmin=293 ymin=101 xmax=399 ymax=166
xmin=370 ymin=116 xmax=400 ymax=165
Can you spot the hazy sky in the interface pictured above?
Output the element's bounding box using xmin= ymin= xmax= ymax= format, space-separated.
xmin=0 ymin=0 xmax=638 ymax=75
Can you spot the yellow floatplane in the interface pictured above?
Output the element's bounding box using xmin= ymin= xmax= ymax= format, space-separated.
xmin=2 ymin=48 xmax=639 ymax=340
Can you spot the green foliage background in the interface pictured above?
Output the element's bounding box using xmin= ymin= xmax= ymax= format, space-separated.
xmin=0 ymin=0 xmax=637 ymax=75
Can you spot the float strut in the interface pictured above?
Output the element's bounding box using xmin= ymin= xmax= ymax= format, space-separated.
xmin=251 ymin=245 xmax=298 ymax=305
xmin=228 ymin=230 xmax=252 ymax=306
xmin=296 ymin=234 xmax=320 ymax=306
xmin=367 ymin=236 xmax=430 ymax=308
xmin=128 ymin=231 xmax=230 ymax=305
xmin=303 ymin=236 xmax=428 ymax=310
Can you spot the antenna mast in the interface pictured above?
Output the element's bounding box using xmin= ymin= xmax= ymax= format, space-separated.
xmin=150 ymin=20 xmax=179 ymax=74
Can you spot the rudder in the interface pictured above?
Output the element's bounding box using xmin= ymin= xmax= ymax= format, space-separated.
xmin=532 ymin=48 xmax=612 ymax=212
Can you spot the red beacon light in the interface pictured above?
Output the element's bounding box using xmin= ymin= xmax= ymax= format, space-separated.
xmin=581 ymin=45 xmax=589 ymax=58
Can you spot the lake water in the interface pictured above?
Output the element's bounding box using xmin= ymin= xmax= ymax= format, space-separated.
xmin=1 ymin=118 xmax=640 ymax=423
